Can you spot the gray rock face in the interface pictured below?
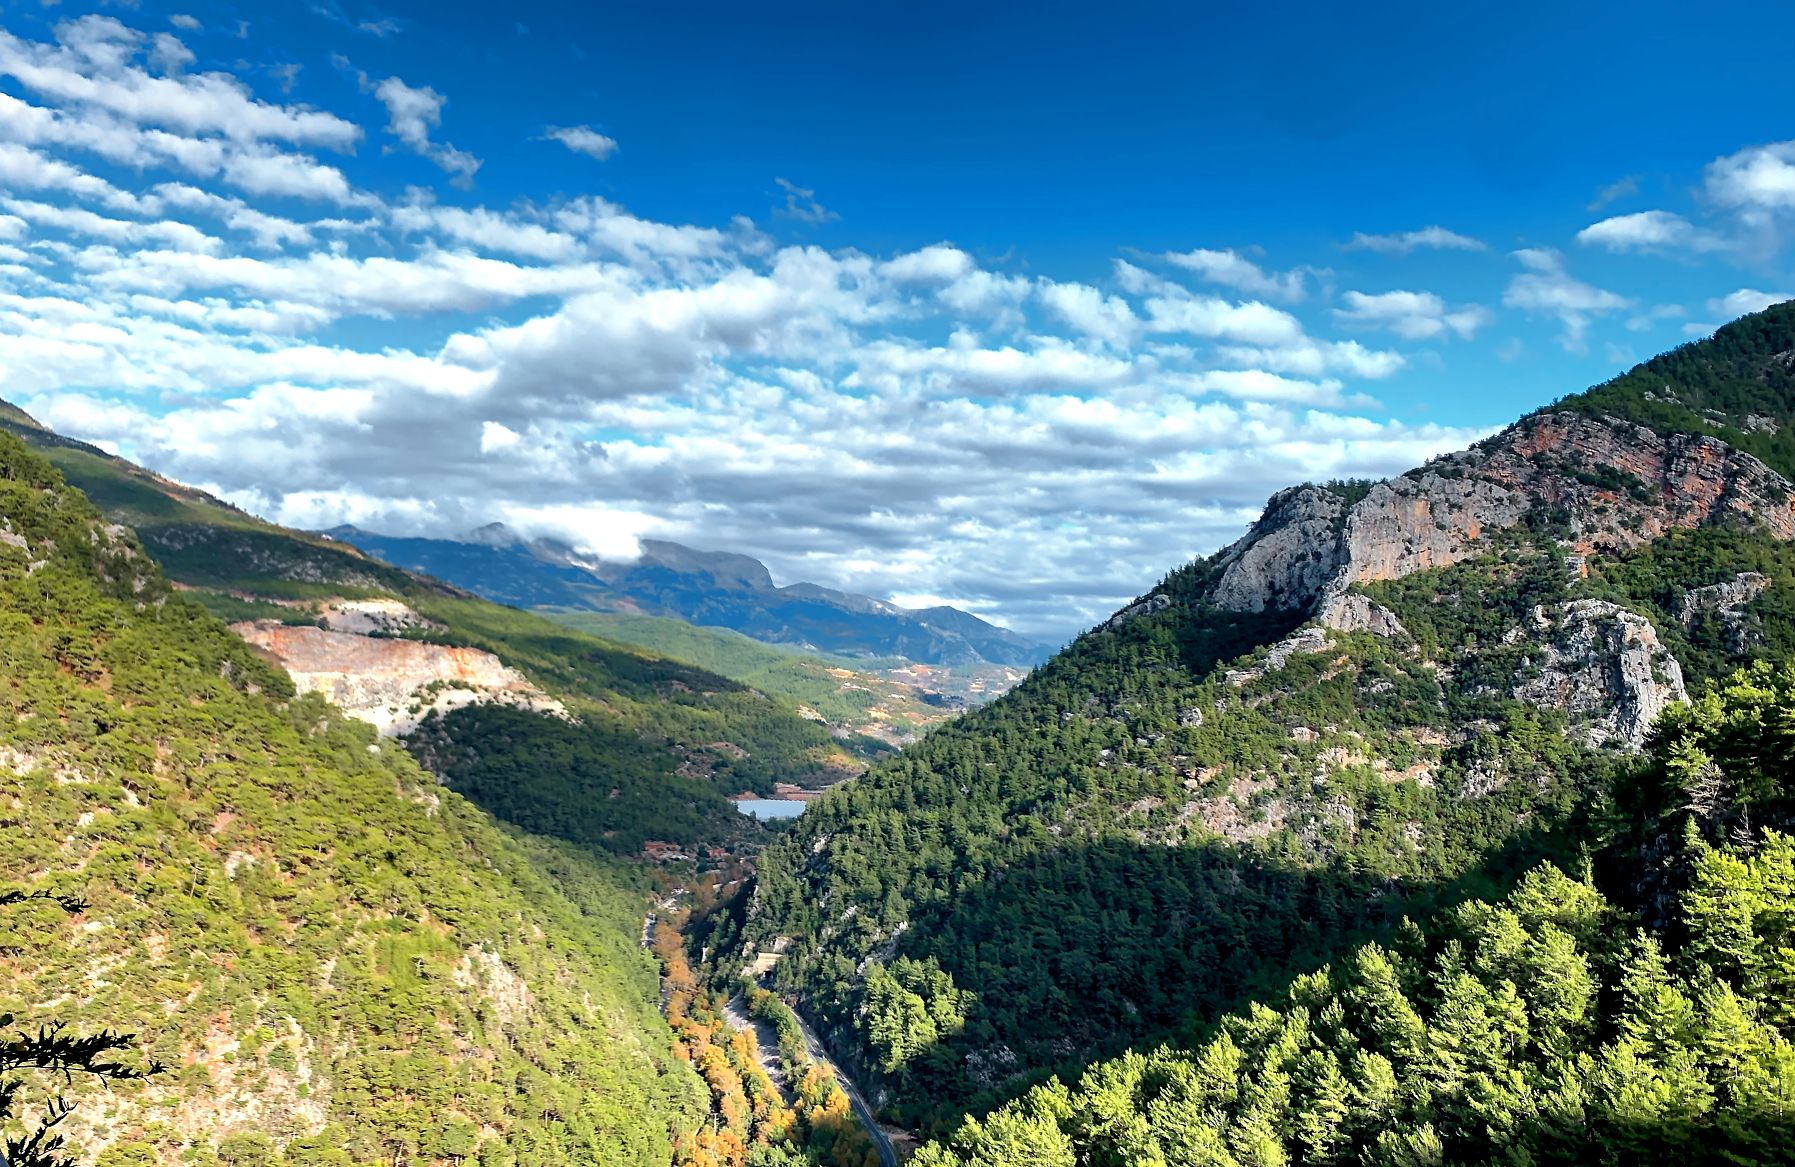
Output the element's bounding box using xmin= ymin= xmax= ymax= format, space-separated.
xmin=1510 ymin=600 xmax=1688 ymax=750
xmin=1317 ymin=592 xmax=1409 ymax=639
xmin=1209 ymin=487 xmax=1348 ymax=612
xmin=1204 ymin=412 xmax=1795 ymax=618
xmin=1337 ymin=470 xmax=1531 ymax=588
xmin=1106 ymin=592 xmax=1173 ymax=630
xmin=1679 ymin=571 xmax=1770 ymax=652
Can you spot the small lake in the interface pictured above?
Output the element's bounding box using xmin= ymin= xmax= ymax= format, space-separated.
xmin=734 ymin=798 xmax=808 ymax=820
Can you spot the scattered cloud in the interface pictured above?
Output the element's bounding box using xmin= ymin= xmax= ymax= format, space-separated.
xmin=1576 ymin=209 xmax=1724 ymax=253
xmin=1343 ymin=225 xmax=1486 ymax=254
xmin=1161 ymin=248 xmax=1309 ymax=303
xmin=774 ymin=177 xmax=838 ymax=224
xmin=1706 ymin=288 xmax=1794 ymax=318
xmin=1502 ymin=248 xmax=1631 ymax=351
xmin=0 ymin=15 xmax=1779 ymax=638
xmin=168 ymin=14 xmax=200 ymax=31
xmin=147 ymin=31 xmax=193 ymax=74
xmin=1333 ymin=289 xmax=1491 ymax=340
xmin=1588 ymin=175 xmax=1639 ymax=211
xmin=1625 ymin=304 xmax=1685 ymax=332
xmin=542 ymin=124 xmax=617 ymax=161
xmin=368 ymin=74 xmax=480 ymax=183
xmin=1706 ymin=138 xmax=1795 ymax=215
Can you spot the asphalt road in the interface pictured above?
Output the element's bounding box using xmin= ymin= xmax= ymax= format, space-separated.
xmin=726 ymin=993 xmax=899 ymax=1167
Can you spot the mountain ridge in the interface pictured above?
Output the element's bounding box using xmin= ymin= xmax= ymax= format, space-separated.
xmin=721 ymin=300 xmax=1795 ymax=1134
xmin=0 ymin=430 xmax=708 ymax=1163
xmin=325 ymin=522 xmax=1050 ymax=667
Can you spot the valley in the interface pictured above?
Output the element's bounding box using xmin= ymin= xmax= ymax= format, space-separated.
xmin=3 ymin=11 xmax=1794 ymax=1163
xmin=9 ymin=301 xmax=1795 ymax=1167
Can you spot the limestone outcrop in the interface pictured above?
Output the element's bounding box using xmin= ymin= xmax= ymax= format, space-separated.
xmin=1205 ymin=413 xmax=1795 ymax=617
xmin=1678 ymin=572 xmax=1770 ymax=652
xmin=1510 ymin=600 xmax=1688 ymax=751
xmin=232 ymin=622 xmax=565 ymax=736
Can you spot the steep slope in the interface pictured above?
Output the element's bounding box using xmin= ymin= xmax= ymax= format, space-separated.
xmin=727 ymin=301 xmax=1795 ymax=1129
xmin=0 ymin=402 xmax=871 ymax=852
xmin=914 ymin=666 xmax=1795 ymax=1166
xmin=0 ymin=432 xmax=705 ymax=1164
xmin=329 ymin=524 xmax=1050 ymax=668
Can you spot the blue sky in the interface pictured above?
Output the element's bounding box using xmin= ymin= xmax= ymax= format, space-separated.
xmin=0 ymin=1 xmax=1792 ymax=639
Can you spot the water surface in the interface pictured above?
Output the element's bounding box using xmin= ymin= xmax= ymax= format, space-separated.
xmin=735 ymin=798 xmax=807 ymax=820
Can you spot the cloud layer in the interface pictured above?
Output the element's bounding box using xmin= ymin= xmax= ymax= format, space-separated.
xmin=0 ymin=14 xmax=1790 ymax=641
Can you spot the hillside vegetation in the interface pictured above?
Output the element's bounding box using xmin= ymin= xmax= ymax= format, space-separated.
xmin=0 ymin=402 xmax=861 ymax=851
xmin=722 ymin=303 xmax=1795 ymax=1135
xmin=914 ymin=665 xmax=1795 ymax=1165
xmin=0 ymin=432 xmax=706 ymax=1165
xmin=544 ymin=610 xmax=963 ymax=741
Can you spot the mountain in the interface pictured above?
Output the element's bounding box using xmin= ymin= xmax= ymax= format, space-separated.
xmin=0 ymin=431 xmax=706 ymax=1163
xmin=915 ymin=668 xmax=1795 ymax=1165
xmin=0 ymin=400 xmax=869 ymax=856
xmin=325 ymin=523 xmax=1050 ymax=668
xmin=721 ymin=301 xmax=1795 ymax=1132
xmin=538 ymin=610 xmax=970 ymax=744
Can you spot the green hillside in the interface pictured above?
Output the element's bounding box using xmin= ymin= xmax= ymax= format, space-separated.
xmin=914 ymin=665 xmax=1795 ymax=1165
xmin=0 ymin=432 xmax=705 ymax=1164
xmin=1552 ymin=298 xmax=1795 ymax=476
xmin=722 ymin=305 xmax=1795 ymax=1135
xmin=0 ymin=402 xmax=865 ymax=851
xmin=543 ymin=610 xmax=960 ymax=741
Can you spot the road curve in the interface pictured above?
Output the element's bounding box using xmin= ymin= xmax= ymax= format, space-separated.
xmin=726 ymin=993 xmax=899 ymax=1167
xmin=791 ymin=1007 xmax=899 ymax=1167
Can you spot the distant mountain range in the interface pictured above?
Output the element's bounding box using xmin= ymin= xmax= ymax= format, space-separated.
xmin=324 ymin=523 xmax=1050 ymax=667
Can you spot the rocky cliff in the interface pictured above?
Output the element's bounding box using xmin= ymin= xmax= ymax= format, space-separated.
xmin=234 ymin=615 xmax=565 ymax=736
xmin=1211 ymin=412 xmax=1795 ymax=620
xmin=1192 ymin=407 xmax=1795 ymax=752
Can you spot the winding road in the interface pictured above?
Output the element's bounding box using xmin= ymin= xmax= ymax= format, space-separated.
xmin=726 ymin=993 xmax=901 ymax=1167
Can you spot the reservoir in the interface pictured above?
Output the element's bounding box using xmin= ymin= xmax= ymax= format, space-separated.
xmin=735 ymin=798 xmax=808 ymax=820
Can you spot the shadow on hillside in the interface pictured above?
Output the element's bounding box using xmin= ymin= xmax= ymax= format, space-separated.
xmin=819 ymin=822 xmax=1575 ymax=1135
xmin=1511 ymin=1106 xmax=1795 ymax=1165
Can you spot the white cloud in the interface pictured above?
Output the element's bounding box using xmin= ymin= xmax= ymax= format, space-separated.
xmin=1502 ymin=248 xmax=1631 ymax=351
xmin=1343 ymin=225 xmax=1486 ymax=254
xmin=0 ymin=18 xmax=360 ymax=147
xmin=1588 ymin=175 xmax=1639 ymax=211
xmin=148 ymin=32 xmax=194 ymax=74
xmin=774 ymin=177 xmax=838 ymax=224
xmin=1576 ymin=209 xmax=1723 ymax=253
xmin=371 ymin=75 xmax=481 ymax=183
xmin=0 ymin=142 xmax=146 ymax=211
xmin=542 ymin=124 xmax=618 ymax=161
xmin=1037 ymin=280 xmax=1140 ymax=347
xmin=1333 ymin=289 xmax=1491 ymax=340
xmin=1141 ymin=294 xmax=1305 ymax=345
xmin=1625 ymin=304 xmax=1685 ymax=332
xmin=169 ymin=15 xmax=201 ymax=31
xmin=1706 ymin=139 xmax=1795 ymax=213
xmin=0 ymin=15 xmax=1523 ymax=639
xmin=1216 ymin=338 xmax=1405 ymax=380
xmin=1706 ymin=289 xmax=1793 ymax=319
xmin=879 ymin=245 xmax=974 ymax=284
xmin=1161 ymin=248 xmax=1308 ymax=302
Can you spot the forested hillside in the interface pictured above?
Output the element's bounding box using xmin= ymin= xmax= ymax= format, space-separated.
xmin=725 ymin=302 xmax=1795 ymax=1133
xmin=0 ymin=401 xmax=861 ymax=852
xmin=0 ymin=433 xmax=706 ymax=1164
xmin=544 ymin=610 xmax=965 ymax=740
xmin=913 ymin=665 xmax=1795 ymax=1165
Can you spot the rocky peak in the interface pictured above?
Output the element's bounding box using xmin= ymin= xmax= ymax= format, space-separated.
xmin=1206 ymin=412 xmax=1795 ymax=619
xmin=1209 ymin=485 xmax=1349 ymax=612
